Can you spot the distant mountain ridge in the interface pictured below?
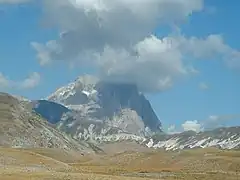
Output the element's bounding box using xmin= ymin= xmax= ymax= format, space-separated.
xmin=145 ymin=126 xmax=240 ymax=150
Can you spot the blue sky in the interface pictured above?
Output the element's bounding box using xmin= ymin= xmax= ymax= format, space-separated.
xmin=0 ymin=0 xmax=239 ymax=133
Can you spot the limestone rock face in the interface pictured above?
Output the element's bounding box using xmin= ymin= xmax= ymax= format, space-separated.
xmin=24 ymin=75 xmax=159 ymax=142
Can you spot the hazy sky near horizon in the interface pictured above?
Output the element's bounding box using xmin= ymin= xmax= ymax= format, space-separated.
xmin=0 ymin=0 xmax=239 ymax=133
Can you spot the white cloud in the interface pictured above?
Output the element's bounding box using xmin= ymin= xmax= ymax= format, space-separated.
xmin=30 ymin=0 xmax=240 ymax=92
xmin=0 ymin=72 xmax=40 ymax=90
xmin=178 ymin=34 xmax=240 ymax=69
xmin=182 ymin=120 xmax=203 ymax=133
xmin=35 ymin=33 xmax=240 ymax=92
xmin=32 ymin=0 xmax=204 ymax=65
xmin=177 ymin=34 xmax=229 ymax=58
xmin=30 ymin=0 xmax=204 ymax=92
xmin=0 ymin=73 xmax=11 ymax=89
xmin=95 ymin=36 xmax=189 ymax=92
xmin=199 ymin=82 xmax=209 ymax=90
xmin=18 ymin=72 xmax=41 ymax=89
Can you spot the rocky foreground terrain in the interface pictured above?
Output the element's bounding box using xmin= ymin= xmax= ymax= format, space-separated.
xmin=0 ymin=92 xmax=95 ymax=153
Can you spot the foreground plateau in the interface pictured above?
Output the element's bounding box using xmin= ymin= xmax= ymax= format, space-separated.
xmin=0 ymin=146 xmax=239 ymax=180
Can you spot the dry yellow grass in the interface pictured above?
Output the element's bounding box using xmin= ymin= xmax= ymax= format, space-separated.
xmin=0 ymin=147 xmax=239 ymax=180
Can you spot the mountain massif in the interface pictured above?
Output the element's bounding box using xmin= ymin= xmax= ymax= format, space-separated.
xmin=30 ymin=75 xmax=161 ymax=142
xmin=0 ymin=75 xmax=239 ymax=152
xmin=47 ymin=75 xmax=161 ymax=132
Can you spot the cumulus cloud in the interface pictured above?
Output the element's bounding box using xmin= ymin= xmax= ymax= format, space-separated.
xmin=29 ymin=0 xmax=240 ymax=92
xmin=182 ymin=120 xmax=203 ymax=133
xmin=95 ymin=36 xmax=190 ymax=91
xmin=18 ymin=72 xmax=41 ymax=89
xmin=32 ymin=0 xmax=204 ymax=64
xmin=179 ymin=34 xmax=240 ymax=69
xmin=199 ymin=82 xmax=209 ymax=90
xmin=30 ymin=0 xmax=203 ymax=92
xmin=0 ymin=72 xmax=40 ymax=90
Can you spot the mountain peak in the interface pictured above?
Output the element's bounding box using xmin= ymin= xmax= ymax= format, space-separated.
xmin=46 ymin=75 xmax=162 ymax=134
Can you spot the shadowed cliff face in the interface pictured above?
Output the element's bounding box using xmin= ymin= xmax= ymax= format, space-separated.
xmin=95 ymin=82 xmax=161 ymax=131
xmin=32 ymin=100 xmax=70 ymax=124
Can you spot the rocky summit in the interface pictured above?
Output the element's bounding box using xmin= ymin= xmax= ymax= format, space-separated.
xmin=39 ymin=75 xmax=162 ymax=139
